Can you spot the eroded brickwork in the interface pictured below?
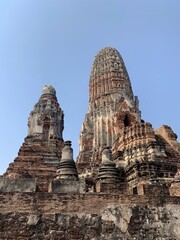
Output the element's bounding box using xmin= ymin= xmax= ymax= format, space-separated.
xmin=0 ymin=193 xmax=180 ymax=240
xmin=77 ymin=47 xmax=180 ymax=195
xmin=3 ymin=85 xmax=64 ymax=192
xmin=1 ymin=47 xmax=180 ymax=239
xmin=77 ymin=47 xmax=141 ymax=175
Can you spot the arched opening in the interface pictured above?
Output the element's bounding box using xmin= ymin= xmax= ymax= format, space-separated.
xmin=124 ymin=114 xmax=131 ymax=127
xmin=133 ymin=186 xmax=138 ymax=195
xmin=42 ymin=124 xmax=50 ymax=140
xmin=42 ymin=117 xmax=50 ymax=140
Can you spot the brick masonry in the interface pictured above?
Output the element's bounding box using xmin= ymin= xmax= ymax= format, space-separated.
xmin=1 ymin=47 xmax=180 ymax=239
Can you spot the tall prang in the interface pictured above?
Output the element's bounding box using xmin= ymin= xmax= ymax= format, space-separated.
xmin=3 ymin=85 xmax=64 ymax=191
xmin=77 ymin=47 xmax=141 ymax=175
xmin=77 ymin=47 xmax=180 ymax=195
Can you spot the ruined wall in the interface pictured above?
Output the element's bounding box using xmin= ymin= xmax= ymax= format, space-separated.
xmin=0 ymin=193 xmax=180 ymax=240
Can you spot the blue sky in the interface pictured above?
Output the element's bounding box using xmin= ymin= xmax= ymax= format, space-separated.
xmin=0 ymin=1 xmax=180 ymax=175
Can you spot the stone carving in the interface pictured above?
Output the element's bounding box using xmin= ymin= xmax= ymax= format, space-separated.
xmin=28 ymin=84 xmax=64 ymax=140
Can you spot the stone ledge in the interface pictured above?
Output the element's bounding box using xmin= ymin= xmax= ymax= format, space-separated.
xmin=49 ymin=179 xmax=86 ymax=193
xmin=0 ymin=178 xmax=36 ymax=193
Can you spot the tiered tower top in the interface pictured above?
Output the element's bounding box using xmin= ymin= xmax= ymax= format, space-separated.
xmin=28 ymin=85 xmax=64 ymax=140
xmin=42 ymin=85 xmax=56 ymax=96
xmin=89 ymin=47 xmax=134 ymax=111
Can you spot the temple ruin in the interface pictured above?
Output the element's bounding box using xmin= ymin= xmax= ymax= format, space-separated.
xmin=1 ymin=47 xmax=180 ymax=239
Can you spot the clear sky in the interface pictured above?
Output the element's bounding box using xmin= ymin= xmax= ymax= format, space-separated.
xmin=0 ymin=1 xmax=180 ymax=175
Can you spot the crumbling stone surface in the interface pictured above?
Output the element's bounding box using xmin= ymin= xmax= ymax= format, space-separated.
xmin=1 ymin=48 xmax=180 ymax=239
xmin=1 ymin=203 xmax=180 ymax=240
xmin=156 ymin=125 xmax=180 ymax=158
xmin=27 ymin=213 xmax=40 ymax=225
xmin=77 ymin=47 xmax=180 ymax=197
xmin=0 ymin=178 xmax=36 ymax=192
xmin=77 ymin=47 xmax=141 ymax=176
xmin=49 ymin=179 xmax=86 ymax=193
xmin=77 ymin=47 xmax=180 ymax=195
xmin=3 ymin=138 xmax=64 ymax=192
xmin=3 ymin=85 xmax=64 ymax=192
xmin=169 ymin=169 xmax=180 ymax=196
xmin=28 ymin=85 xmax=64 ymax=140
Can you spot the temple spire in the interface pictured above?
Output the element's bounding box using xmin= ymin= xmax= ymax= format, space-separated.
xmin=77 ymin=47 xmax=141 ymax=174
xmin=28 ymin=85 xmax=64 ymax=140
xmin=89 ymin=47 xmax=135 ymax=111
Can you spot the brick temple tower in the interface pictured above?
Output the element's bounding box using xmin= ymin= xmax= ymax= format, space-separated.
xmin=77 ymin=47 xmax=141 ymax=174
xmin=77 ymin=47 xmax=179 ymax=194
xmin=3 ymin=85 xmax=64 ymax=191
xmin=1 ymin=47 xmax=180 ymax=196
xmin=28 ymin=85 xmax=64 ymax=140
xmin=1 ymin=47 xmax=180 ymax=240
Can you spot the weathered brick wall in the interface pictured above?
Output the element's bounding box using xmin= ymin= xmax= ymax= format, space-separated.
xmin=1 ymin=193 xmax=180 ymax=214
xmin=0 ymin=193 xmax=180 ymax=240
